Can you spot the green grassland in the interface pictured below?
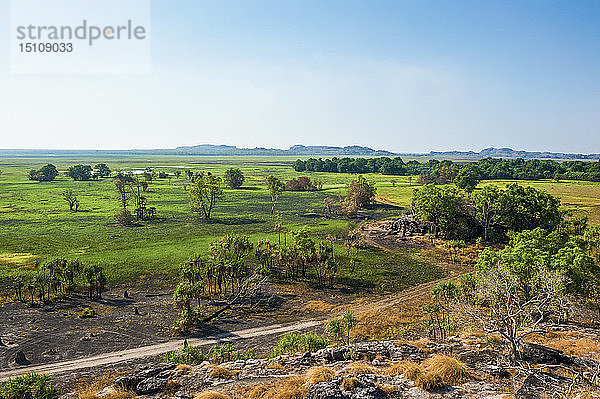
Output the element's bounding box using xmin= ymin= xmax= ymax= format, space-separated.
xmin=2 ymin=155 xmax=597 ymax=289
xmin=0 ymin=156 xmax=417 ymax=287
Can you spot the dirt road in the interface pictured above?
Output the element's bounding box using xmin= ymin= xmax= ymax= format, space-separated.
xmin=0 ymin=320 xmax=322 ymax=381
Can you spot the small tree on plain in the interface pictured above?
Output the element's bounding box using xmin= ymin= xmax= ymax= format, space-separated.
xmin=61 ymin=190 xmax=79 ymax=212
xmin=187 ymin=172 xmax=224 ymax=220
xmin=224 ymin=168 xmax=245 ymax=189
xmin=266 ymin=175 xmax=284 ymax=215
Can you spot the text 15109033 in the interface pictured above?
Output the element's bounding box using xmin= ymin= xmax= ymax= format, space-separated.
xmin=19 ymin=43 xmax=73 ymax=52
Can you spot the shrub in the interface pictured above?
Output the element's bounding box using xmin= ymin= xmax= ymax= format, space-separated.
xmin=0 ymin=372 xmax=59 ymax=399
xmin=114 ymin=210 xmax=136 ymax=226
xmin=285 ymin=176 xmax=319 ymax=191
xmin=257 ymin=376 xmax=306 ymax=399
xmin=346 ymin=362 xmax=375 ymax=375
xmin=224 ymin=168 xmax=245 ymax=189
xmin=162 ymin=345 xmax=206 ymax=365
xmin=271 ymin=332 xmax=327 ymax=356
xmin=305 ymin=367 xmax=336 ymax=386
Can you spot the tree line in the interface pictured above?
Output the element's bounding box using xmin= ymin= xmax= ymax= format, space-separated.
xmin=294 ymin=156 xmax=600 ymax=182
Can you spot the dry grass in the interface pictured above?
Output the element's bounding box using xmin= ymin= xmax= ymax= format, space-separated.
xmin=258 ymin=376 xmax=307 ymax=399
xmin=266 ymin=363 xmax=285 ymax=370
xmin=74 ymin=372 xmax=130 ymax=399
xmin=194 ymin=392 xmax=229 ymax=399
xmin=164 ymin=380 xmax=181 ymax=395
xmin=341 ymin=377 xmax=360 ymax=391
xmin=354 ymin=298 xmax=425 ymax=341
xmin=384 ymin=361 xmax=421 ymax=380
xmin=527 ymin=331 xmax=600 ymax=360
xmin=78 ymin=387 xmax=135 ymax=399
xmin=175 ymin=364 xmax=193 ymax=374
xmin=415 ymin=372 xmax=445 ymax=391
xmin=305 ymin=366 xmax=336 ymax=386
xmin=246 ymin=384 xmax=269 ymax=399
xmin=303 ymin=300 xmax=336 ymax=313
xmin=209 ymin=366 xmax=239 ymax=379
xmin=376 ymin=383 xmax=396 ymax=396
xmin=346 ymin=361 xmax=376 ymax=375
xmin=421 ymin=355 xmax=470 ymax=385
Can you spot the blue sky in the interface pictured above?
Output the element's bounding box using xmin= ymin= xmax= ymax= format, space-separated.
xmin=1 ymin=0 xmax=599 ymax=152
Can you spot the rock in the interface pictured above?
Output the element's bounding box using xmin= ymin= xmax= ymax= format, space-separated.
xmin=136 ymin=362 xmax=176 ymax=378
xmin=305 ymin=381 xmax=345 ymax=399
xmin=97 ymin=386 xmax=117 ymax=398
xmin=0 ymin=337 xmax=5 ymax=347
xmin=516 ymin=372 xmax=572 ymax=399
xmin=123 ymin=290 xmax=129 ymax=298
xmin=14 ymin=350 xmax=30 ymax=365
xmin=174 ymin=391 xmax=192 ymax=399
xmin=320 ymin=341 xmax=424 ymax=363
xmin=113 ymin=375 xmax=141 ymax=391
xmin=135 ymin=377 xmax=168 ymax=395
xmin=522 ymin=343 xmax=572 ymax=365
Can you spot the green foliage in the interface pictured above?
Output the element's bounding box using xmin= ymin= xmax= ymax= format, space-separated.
xmin=162 ymin=345 xmax=206 ymax=365
xmin=271 ymin=332 xmax=328 ymax=356
xmin=28 ymin=164 xmax=58 ymax=182
xmin=67 ymin=164 xmax=93 ymax=181
xmin=0 ymin=373 xmax=59 ymax=399
xmin=453 ymin=164 xmax=481 ymax=192
xmin=266 ymin=175 xmax=285 ymax=215
xmin=187 ymin=172 xmax=224 ymax=219
xmin=61 ymin=189 xmax=79 ymax=212
xmin=326 ymin=311 xmax=357 ymax=345
xmin=496 ymin=183 xmax=562 ymax=232
xmin=93 ymin=163 xmax=111 ymax=178
xmin=224 ymin=168 xmax=245 ymax=189
xmin=412 ymin=184 xmax=468 ymax=239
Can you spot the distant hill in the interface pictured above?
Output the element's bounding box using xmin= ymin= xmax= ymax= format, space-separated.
xmin=0 ymin=145 xmax=597 ymax=160
xmin=429 ymin=147 xmax=600 ymax=160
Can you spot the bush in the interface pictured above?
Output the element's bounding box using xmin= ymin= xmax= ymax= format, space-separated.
xmin=285 ymin=176 xmax=319 ymax=191
xmin=0 ymin=372 xmax=59 ymax=399
xmin=271 ymin=332 xmax=327 ymax=356
xmin=209 ymin=366 xmax=238 ymax=379
xmin=162 ymin=345 xmax=206 ymax=365
xmin=223 ymin=168 xmax=244 ymax=189
xmin=114 ymin=210 xmax=136 ymax=226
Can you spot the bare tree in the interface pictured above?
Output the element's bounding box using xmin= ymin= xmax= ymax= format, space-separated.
xmin=62 ymin=190 xmax=80 ymax=212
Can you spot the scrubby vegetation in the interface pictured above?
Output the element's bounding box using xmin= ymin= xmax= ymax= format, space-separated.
xmin=0 ymin=372 xmax=59 ymax=399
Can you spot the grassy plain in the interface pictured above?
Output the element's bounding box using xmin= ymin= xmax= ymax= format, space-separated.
xmin=1 ymin=155 xmax=597 ymax=288
xmin=0 ymin=156 xmax=427 ymax=288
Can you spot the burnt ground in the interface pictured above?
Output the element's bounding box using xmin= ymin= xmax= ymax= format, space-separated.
xmin=0 ymin=278 xmax=361 ymax=373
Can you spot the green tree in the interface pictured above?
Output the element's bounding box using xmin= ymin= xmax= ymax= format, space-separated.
xmin=471 ymin=185 xmax=501 ymax=241
xmin=67 ymin=164 xmax=93 ymax=181
xmin=224 ymin=168 xmax=245 ymax=189
xmin=496 ymin=183 xmax=561 ymax=232
xmin=29 ymin=164 xmax=59 ymax=182
xmin=454 ymin=164 xmax=481 ymax=192
xmin=93 ymin=163 xmax=111 ymax=178
xmin=187 ymin=172 xmax=224 ymax=220
xmin=412 ymin=185 xmax=467 ymax=238
xmin=266 ymin=175 xmax=285 ymax=215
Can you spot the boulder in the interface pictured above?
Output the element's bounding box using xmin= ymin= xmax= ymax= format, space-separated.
xmin=305 ymin=381 xmax=345 ymax=399
xmin=14 ymin=350 xmax=30 ymax=365
xmin=136 ymin=362 xmax=176 ymax=378
xmin=135 ymin=377 xmax=168 ymax=395
xmin=516 ymin=372 xmax=572 ymax=399
xmin=113 ymin=375 xmax=141 ymax=391
xmin=522 ymin=343 xmax=572 ymax=365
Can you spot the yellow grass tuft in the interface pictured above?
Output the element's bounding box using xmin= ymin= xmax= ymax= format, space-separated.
xmin=194 ymin=391 xmax=228 ymax=399
xmin=415 ymin=371 xmax=445 ymax=391
xmin=305 ymin=366 xmax=336 ymax=386
xmin=246 ymin=384 xmax=269 ymax=399
xmin=376 ymin=383 xmax=396 ymax=396
xmin=385 ymin=361 xmax=421 ymax=380
xmin=421 ymin=355 xmax=470 ymax=385
xmin=258 ymin=377 xmax=306 ymax=399
xmin=341 ymin=377 xmax=360 ymax=391
xmin=347 ymin=361 xmax=376 ymax=375
xmin=209 ymin=366 xmax=238 ymax=379
xmin=175 ymin=364 xmax=192 ymax=374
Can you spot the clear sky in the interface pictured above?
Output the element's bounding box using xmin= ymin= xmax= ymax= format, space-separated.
xmin=1 ymin=0 xmax=599 ymax=153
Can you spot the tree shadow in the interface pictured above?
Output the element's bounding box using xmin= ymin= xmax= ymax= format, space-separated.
xmin=203 ymin=216 xmax=265 ymax=225
xmin=234 ymin=186 xmax=262 ymax=191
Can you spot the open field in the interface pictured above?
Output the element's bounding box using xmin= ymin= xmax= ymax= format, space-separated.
xmin=1 ymin=155 xmax=598 ymax=286
xmin=0 ymin=156 xmax=416 ymax=287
